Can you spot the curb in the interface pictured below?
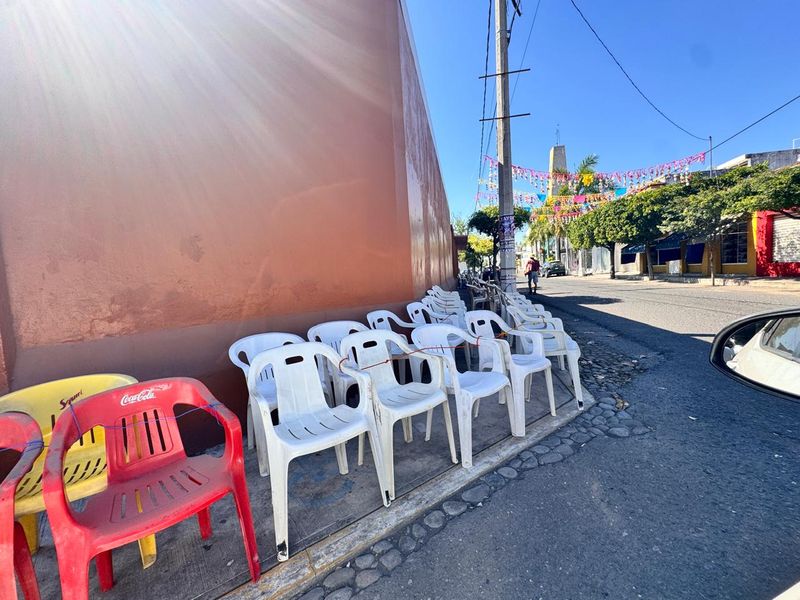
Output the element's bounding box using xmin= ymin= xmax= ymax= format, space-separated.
xmin=222 ymin=376 xmax=595 ymax=600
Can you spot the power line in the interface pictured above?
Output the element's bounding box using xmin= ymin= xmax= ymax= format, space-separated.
xmin=511 ymin=0 xmax=541 ymax=103
xmin=710 ymin=92 xmax=800 ymax=152
xmin=568 ymin=0 xmax=707 ymax=142
xmin=475 ymin=0 xmax=493 ymax=209
xmin=479 ymin=0 xmax=541 ymax=188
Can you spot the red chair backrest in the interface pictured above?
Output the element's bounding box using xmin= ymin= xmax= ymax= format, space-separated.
xmin=0 ymin=412 xmax=42 ymax=600
xmin=55 ymin=378 xmax=215 ymax=483
xmin=0 ymin=413 xmax=42 ymax=494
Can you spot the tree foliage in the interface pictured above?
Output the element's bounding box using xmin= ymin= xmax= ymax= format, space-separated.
xmin=722 ymin=165 xmax=800 ymax=219
xmin=451 ymin=214 xmax=469 ymax=235
xmin=467 ymin=205 xmax=531 ymax=239
xmin=466 ymin=205 xmax=531 ymax=274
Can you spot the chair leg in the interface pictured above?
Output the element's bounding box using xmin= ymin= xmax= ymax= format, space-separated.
xmin=506 ymin=385 xmax=525 ymax=437
xmin=544 ymin=367 xmax=556 ymax=416
xmin=380 ymin=420 xmax=396 ymax=500
xmin=357 ymin=432 xmax=365 ymax=465
xmin=252 ymin=401 xmax=271 ymax=476
xmin=567 ymin=351 xmax=584 ymax=409
xmin=13 ymin=522 xmax=40 ymax=600
xmin=366 ymin=426 xmax=391 ymax=507
xmin=18 ymin=513 xmax=38 ymax=554
xmin=334 ymin=442 xmax=349 ymax=475
xmin=401 ymin=417 xmax=413 ymax=443
xmin=442 ymin=400 xmax=458 ymax=464
xmin=457 ymin=399 xmax=475 ymax=468
xmin=137 ymin=534 xmax=157 ymax=569
xmin=231 ymin=473 xmax=261 ymax=582
xmin=246 ymin=400 xmax=254 ymax=450
xmin=473 ymin=398 xmax=481 ymax=417
xmin=558 ymin=354 xmax=566 ymax=371
xmin=269 ymin=455 xmax=291 ymax=562
xmin=96 ymin=550 xmax=114 ymax=592
xmin=424 ymin=408 xmax=434 ymax=441
xmin=57 ymin=551 xmax=90 ymax=600
xmin=197 ymin=507 xmax=212 ymax=540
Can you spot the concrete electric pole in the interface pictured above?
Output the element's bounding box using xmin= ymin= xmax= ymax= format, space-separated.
xmin=495 ymin=0 xmax=516 ymax=292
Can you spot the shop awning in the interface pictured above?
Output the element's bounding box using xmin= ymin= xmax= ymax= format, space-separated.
xmin=655 ymin=232 xmax=688 ymax=250
xmin=621 ymin=243 xmax=645 ymax=254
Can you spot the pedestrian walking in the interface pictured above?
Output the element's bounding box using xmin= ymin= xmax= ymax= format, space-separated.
xmin=524 ymin=255 xmax=540 ymax=294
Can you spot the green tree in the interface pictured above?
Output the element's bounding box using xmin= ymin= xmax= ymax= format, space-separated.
xmin=567 ymin=200 xmax=628 ymax=279
xmin=722 ymin=165 xmax=800 ymax=219
xmin=661 ymin=164 xmax=772 ymax=283
xmin=467 ymin=205 xmax=531 ymax=277
xmin=451 ymin=214 xmax=469 ymax=235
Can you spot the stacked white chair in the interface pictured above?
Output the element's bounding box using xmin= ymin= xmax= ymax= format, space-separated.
xmin=341 ymin=329 xmax=457 ymax=500
xmin=506 ymin=305 xmax=584 ymax=409
xmin=411 ymin=324 xmax=513 ymax=468
xmin=307 ymin=320 xmax=369 ymax=404
xmin=228 ymin=332 xmax=306 ymax=475
xmin=366 ymin=310 xmax=424 ymax=383
xmin=247 ymin=342 xmax=390 ymax=562
xmin=464 ymin=310 xmax=556 ymax=419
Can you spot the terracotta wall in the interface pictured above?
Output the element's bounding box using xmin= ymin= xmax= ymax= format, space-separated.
xmin=0 ymin=1 xmax=452 ymax=414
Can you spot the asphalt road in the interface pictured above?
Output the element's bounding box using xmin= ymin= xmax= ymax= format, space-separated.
xmin=360 ymin=276 xmax=800 ymax=600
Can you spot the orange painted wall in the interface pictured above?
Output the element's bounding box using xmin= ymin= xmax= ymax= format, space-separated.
xmin=0 ymin=1 xmax=452 ymax=404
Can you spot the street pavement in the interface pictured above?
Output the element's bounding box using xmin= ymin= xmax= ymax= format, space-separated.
xmin=355 ymin=276 xmax=800 ymax=600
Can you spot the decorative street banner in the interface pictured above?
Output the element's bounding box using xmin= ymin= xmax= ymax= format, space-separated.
xmin=482 ymin=151 xmax=706 ymax=189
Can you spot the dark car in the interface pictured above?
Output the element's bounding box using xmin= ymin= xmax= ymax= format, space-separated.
xmin=541 ymin=260 xmax=566 ymax=277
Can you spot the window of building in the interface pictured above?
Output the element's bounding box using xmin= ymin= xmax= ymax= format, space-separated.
xmin=685 ymin=243 xmax=705 ymax=264
xmin=722 ymin=222 xmax=749 ymax=264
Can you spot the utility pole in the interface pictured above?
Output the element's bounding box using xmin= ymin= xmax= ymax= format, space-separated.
xmin=495 ymin=0 xmax=516 ymax=292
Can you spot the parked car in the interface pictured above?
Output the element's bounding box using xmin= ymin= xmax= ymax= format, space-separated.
xmin=541 ymin=261 xmax=566 ymax=278
xmin=711 ymin=307 xmax=800 ymax=598
xmin=715 ymin=310 xmax=800 ymax=397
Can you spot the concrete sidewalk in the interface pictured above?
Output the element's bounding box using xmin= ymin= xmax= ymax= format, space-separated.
xmin=611 ymin=272 xmax=800 ymax=290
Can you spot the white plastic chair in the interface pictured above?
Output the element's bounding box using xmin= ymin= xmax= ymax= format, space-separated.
xmin=366 ymin=310 xmax=424 ymax=383
xmin=465 ymin=310 xmax=556 ymax=418
xmin=411 ymin=324 xmax=513 ymax=468
xmin=429 ymin=285 xmax=460 ymax=301
xmin=506 ymin=306 xmax=584 ymax=409
xmin=307 ymin=320 xmax=369 ymax=404
xmin=407 ymin=301 xmax=452 ymax=326
xmin=411 ymin=300 xmax=473 ymax=368
xmin=247 ymin=342 xmax=390 ymax=562
xmin=341 ymin=330 xmax=457 ymax=499
xmin=228 ymin=332 xmax=306 ymax=475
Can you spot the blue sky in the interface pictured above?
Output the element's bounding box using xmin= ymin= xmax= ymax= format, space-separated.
xmin=404 ymin=0 xmax=800 ymax=220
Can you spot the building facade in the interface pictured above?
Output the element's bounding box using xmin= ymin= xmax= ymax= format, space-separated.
xmin=0 ymin=1 xmax=454 ymax=411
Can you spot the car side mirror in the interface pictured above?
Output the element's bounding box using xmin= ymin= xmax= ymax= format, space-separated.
xmin=710 ymin=308 xmax=800 ymax=402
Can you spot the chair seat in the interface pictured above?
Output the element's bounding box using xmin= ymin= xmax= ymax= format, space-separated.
xmin=452 ymin=371 xmax=508 ymax=398
xmin=544 ymin=336 xmax=579 ymax=354
xmin=76 ymin=455 xmax=230 ymax=548
xmin=511 ymin=354 xmax=551 ymax=372
xmin=274 ymin=405 xmax=365 ymax=452
xmin=376 ymin=382 xmax=446 ymax=418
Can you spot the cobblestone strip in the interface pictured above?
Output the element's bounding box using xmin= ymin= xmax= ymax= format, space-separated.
xmin=294 ymin=402 xmax=650 ymax=600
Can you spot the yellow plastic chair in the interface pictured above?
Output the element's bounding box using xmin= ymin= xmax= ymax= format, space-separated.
xmin=0 ymin=374 xmax=158 ymax=568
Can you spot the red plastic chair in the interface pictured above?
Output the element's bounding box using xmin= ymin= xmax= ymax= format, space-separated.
xmin=0 ymin=412 xmax=43 ymax=600
xmin=42 ymin=378 xmax=260 ymax=599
